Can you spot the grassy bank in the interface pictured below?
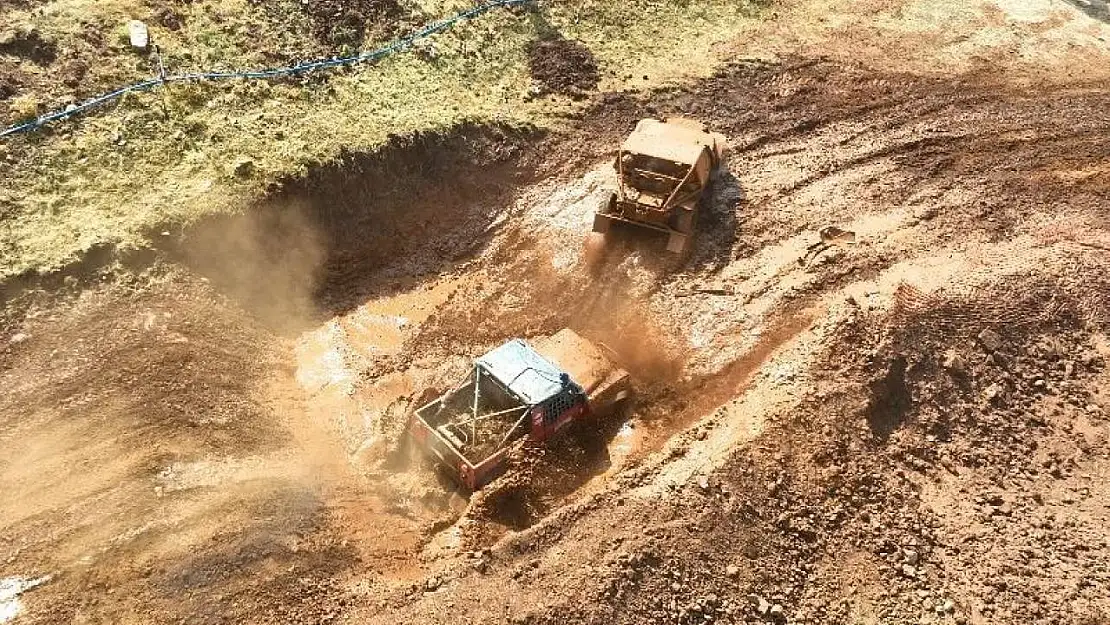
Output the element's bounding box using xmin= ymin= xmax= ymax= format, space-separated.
xmin=0 ymin=0 xmax=767 ymax=280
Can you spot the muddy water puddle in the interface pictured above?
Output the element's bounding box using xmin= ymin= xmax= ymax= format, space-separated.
xmin=294 ymin=279 xmax=461 ymax=457
xmin=297 ymin=279 xmax=459 ymax=381
xmin=284 ymin=279 xmax=472 ymax=574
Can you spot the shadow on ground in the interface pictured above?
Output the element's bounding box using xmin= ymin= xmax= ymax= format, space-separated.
xmin=1064 ymin=0 xmax=1110 ymax=23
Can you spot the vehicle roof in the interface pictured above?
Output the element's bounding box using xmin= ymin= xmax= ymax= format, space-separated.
xmin=531 ymin=329 xmax=614 ymax=395
xmin=621 ymin=118 xmax=716 ymax=166
xmin=477 ymin=339 xmax=568 ymax=405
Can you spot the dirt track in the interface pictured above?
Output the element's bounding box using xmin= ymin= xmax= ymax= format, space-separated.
xmin=3 ymin=3 xmax=1110 ymax=625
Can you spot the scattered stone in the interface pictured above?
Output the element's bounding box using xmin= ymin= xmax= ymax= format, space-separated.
xmin=942 ymin=349 xmax=965 ymax=373
xmin=726 ymin=564 xmax=740 ymax=578
xmin=983 ymin=383 xmax=1003 ymax=402
xmin=978 ymin=329 xmax=1003 ymax=352
xmin=749 ymin=595 xmax=771 ymax=616
xmin=913 ymin=206 xmax=938 ymax=221
xmin=9 ymin=332 xmax=29 ymax=344
xmin=901 ymin=564 xmax=917 ymax=578
xmin=769 ymin=604 xmax=785 ymax=619
xmin=232 ymin=157 xmax=255 ymax=178
xmin=903 ymin=549 xmax=919 ymax=566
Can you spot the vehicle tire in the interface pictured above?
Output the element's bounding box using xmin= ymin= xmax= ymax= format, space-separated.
xmin=668 ymin=209 xmax=697 ymax=259
xmin=598 ymin=193 xmax=618 ymax=218
xmin=673 ymin=208 xmax=696 ymax=234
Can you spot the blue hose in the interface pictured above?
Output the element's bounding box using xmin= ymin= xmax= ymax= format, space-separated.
xmin=0 ymin=0 xmax=533 ymax=140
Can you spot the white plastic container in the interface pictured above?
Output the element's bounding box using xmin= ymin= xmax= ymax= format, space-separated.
xmin=128 ymin=20 xmax=149 ymax=49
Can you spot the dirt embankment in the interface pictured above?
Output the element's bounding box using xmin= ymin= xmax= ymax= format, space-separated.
xmin=527 ymin=34 xmax=600 ymax=96
xmin=0 ymin=276 xmax=346 ymax=624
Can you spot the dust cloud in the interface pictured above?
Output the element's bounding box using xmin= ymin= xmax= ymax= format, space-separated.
xmin=176 ymin=201 xmax=327 ymax=333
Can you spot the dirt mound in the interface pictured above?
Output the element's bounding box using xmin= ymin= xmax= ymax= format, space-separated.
xmin=0 ymin=29 xmax=57 ymax=65
xmin=301 ymin=0 xmax=406 ymax=50
xmin=150 ymin=5 xmax=186 ymax=31
xmin=0 ymin=63 xmax=18 ymax=100
xmin=527 ymin=35 xmax=600 ymax=95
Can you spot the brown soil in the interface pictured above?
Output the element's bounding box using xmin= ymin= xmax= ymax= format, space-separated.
xmin=5 ymin=5 xmax=1110 ymax=625
xmin=527 ymin=35 xmax=601 ymax=96
xmin=0 ymin=29 xmax=57 ymax=65
xmin=0 ymin=63 xmax=19 ymax=100
xmin=300 ymin=0 xmax=406 ymax=50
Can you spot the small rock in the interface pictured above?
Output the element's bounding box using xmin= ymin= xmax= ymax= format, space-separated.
xmin=938 ymin=598 xmax=955 ymax=614
xmin=903 ymin=549 xmax=919 ymax=566
xmin=769 ymin=604 xmax=784 ymax=619
xmin=901 ymin=564 xmax=917 ymax=578
xmin=978 ymin=329 xmax=1003 ymax=352
xmin=726 ymin=564 xmax=740 ymax=578
xmin=424 ymin=576 xmax=440 ymax=592
xmin=9 ymin=332 xmax=29 ymax=345
xmin=942 ymin=350 xmax=965 ymax=373
xmin=983 ymin=383 xmax=1003 ymax=402
xmin=232 ymin=157 xmax=255 ymax=178
xmin=749 ymin=595 xmax=771 ymax=616
xmin=913 ymin=206 xmax=938 ymax=221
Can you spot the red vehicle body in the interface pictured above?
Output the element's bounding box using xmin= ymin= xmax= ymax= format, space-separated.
xmin=408 ymin=329 xmax=631 ymax=490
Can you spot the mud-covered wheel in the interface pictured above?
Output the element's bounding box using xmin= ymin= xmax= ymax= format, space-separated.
xmin=668 ymin=208 xmax=697 ymax=258
xmin=584 ymin=232 xmax=608 ymax=268
xmin=673 ymin=208 xmax=697 ymax=234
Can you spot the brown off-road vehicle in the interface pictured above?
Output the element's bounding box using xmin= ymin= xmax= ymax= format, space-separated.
xmin=588 ymin=117 xmax=728 ymax=258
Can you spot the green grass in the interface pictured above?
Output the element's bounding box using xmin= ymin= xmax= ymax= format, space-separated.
xmin=0 ymin=0 xmax=767 ymax=280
